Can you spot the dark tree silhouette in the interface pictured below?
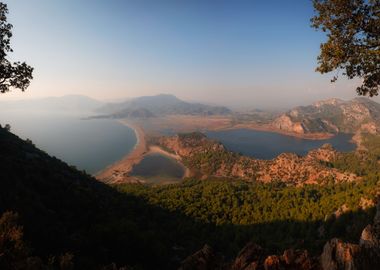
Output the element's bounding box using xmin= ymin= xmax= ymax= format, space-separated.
xmin=312 ymin=0 xmax=380 ymax=96
xmin=0 ymin=2 xmax=33 ymax=94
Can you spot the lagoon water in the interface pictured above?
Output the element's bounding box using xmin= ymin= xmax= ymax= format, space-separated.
xmin=130 ymin=153 xmax=185 ymax=182
xmin=0 ymin=110 xmax=137 ymax=174
xmin=206 ymin=129 xmax=355 ymax=159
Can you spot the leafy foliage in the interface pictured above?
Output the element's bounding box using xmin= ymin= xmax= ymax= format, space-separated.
xmin=0 ymin=2 xmax=33 ymax=93
xmin=312 ymin=0 xmax=380 ymax=96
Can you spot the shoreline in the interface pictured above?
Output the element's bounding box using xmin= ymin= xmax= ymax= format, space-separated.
xmin=95 ymin=120 xmax=148 ymax=184
xmin=95 ymin=117 xmax=342 ymax=184
xmin=96 ymin=120 xmax=191 ymax=184
xmin=220 ymin=124 xmax=335 ymax=140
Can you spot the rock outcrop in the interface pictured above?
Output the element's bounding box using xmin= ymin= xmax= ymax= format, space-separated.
xmin=270 ymin=98 xmax=380 ymax=135
xmin=179 ymin=245 xmax=223 ymax=270
xmin=272 ymin=114 xmax=306 ymax=134
xmin=320 ymin=238 xmax=360 ymax=270
xmin=320 ymin=200 xmax=380 ymax=270
xmin=180 ymin=243 xmax=315 ymax=270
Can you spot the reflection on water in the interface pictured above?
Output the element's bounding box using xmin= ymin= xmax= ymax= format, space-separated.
xmin=206 ymin=129 xmax=355 ymax=159
xmin=130 ymin=153 xmax=185 ymax=182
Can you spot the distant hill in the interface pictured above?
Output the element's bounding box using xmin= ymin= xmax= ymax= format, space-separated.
xmin=272 ymin=98 xmax=380 ymax=134
xmin=0 ymin=95 xmax=104 ymax=113
xmin=110 ymin=107 xmax=155 ymax=119
xmin=95 ymin=94 xmax=231 ymax=117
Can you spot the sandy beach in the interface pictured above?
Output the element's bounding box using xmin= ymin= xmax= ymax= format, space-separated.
xmin=95 ymin=120 xmax=148 ymax=183
xmin=96 ymin=120 xmax=191 ymax=184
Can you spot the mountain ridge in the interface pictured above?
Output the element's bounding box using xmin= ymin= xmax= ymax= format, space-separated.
xmin=271 ymin=97 xmax=380 ymax=135
xmin=95 ymin=94 xmax=232 ymax=118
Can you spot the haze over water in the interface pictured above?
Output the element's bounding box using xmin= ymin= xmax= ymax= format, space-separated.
xmin=0 ymin=110 xmax=137 ymax=174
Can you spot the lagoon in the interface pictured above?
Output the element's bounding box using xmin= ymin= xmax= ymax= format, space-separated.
xmin=206 ymin=129 xmax=355 ymax=159
xmin=130 ymin=153 xmax=185 ymax=182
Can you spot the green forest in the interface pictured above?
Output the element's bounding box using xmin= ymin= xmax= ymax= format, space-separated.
xmin=118 ymin=177 xmax=378 ymax=255
xmin=1 ymin=126 xmax=380 ymax=269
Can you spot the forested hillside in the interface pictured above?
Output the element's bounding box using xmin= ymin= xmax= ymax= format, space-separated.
xmin=1 ymin=125 xmax=380 ymax=269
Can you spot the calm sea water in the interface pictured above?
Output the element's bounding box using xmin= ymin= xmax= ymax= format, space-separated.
xmin=130 ymin=153 xmax=185 ymax=182
xmin=0 ymin=110 xmax=137 ymax=174
xmin=206 ymin=129 xmax=355 ymax=159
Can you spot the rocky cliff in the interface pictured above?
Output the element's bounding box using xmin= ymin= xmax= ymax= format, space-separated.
xmin=157 ymin=132 xmax=357 ymax=185
xmin=271 ymin=98 xmax=380 ymax=135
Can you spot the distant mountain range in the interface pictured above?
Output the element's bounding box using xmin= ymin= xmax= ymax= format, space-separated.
xmin=95 ymin=94 xmax=232 ymax=118
xmin=271 ymin=97 xmax=380 ymax=134
xmin=3 ymin=94 xmax=380 ymax=137
xmin=0 ymin=95 xmax=104 ymax=113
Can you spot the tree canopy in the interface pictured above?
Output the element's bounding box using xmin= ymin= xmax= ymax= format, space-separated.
xmin=0 ymin=2 xmax=33 ymax=94
xmin=312 ymin=0 xmax=380 ymax=96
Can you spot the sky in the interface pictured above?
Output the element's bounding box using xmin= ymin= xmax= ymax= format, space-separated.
xmin=2 ymin=0 xmax=378 ymax=109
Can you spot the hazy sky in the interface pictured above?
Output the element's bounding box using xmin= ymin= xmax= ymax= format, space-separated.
xmin=3 ymin=0 xmax=379 ymax=108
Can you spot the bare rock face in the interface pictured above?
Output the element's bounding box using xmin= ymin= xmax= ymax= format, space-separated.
xmin=272 ymin=114 xmax=305 ymax=134
xmin=231 ymin=242 xmax=265 ymax=270
xmin=179 ymin=245 xmax=222 ymax=270
xmin=320 ymin=238 xmax=360 ymax=270
xmin=320 ymin=200 xmax=380 ymax=270
xmin=282 ymin=249 xmax=314 ymax=270
xmin=230 ymin=243 xmax=314 ymax=270
xmin=271 ymin=98 xmax=380 ymax=135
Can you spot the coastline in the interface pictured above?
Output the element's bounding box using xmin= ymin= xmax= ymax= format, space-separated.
xmin=96 ymin=120 xmax=191 ymax=184
xmin=220 ymin=123 xmax=335 ymax=140
xmin=129 ymin=115 xmax=335 ymax=141
xmin=95 ymin=120 xmax=148 ymax=184
xmin=95 ymin=116 xmax=339 ymax=184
